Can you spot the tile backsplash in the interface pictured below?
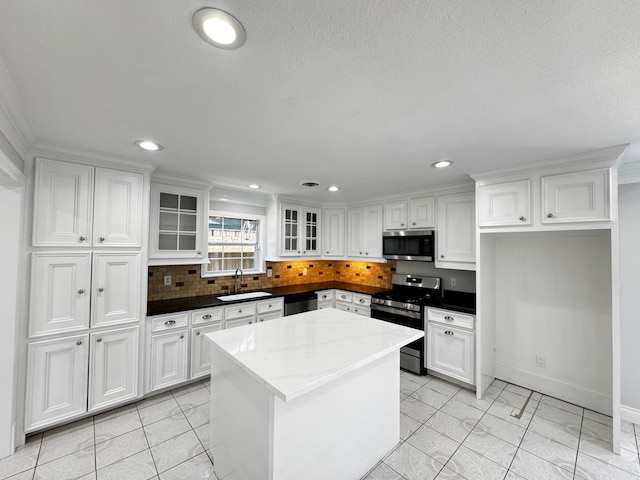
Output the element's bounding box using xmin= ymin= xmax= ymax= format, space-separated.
xmin=147 ymin=261 xmax=395 ymax=301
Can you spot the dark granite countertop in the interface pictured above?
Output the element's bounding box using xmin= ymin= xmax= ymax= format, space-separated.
xmin=147 ymin=281 xmax=391 ymax=316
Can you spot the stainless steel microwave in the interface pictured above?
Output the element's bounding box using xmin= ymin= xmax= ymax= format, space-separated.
xmin=382 ymin=230 xmax=434 ymax=262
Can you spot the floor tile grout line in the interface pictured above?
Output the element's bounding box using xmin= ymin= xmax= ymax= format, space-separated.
xmin=134 ymin=400 xmax=161 ymax=479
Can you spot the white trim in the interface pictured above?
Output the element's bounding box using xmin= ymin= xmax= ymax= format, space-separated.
xmin=620 ymin=405 xmax=640 ymax=425
xmin=619 ymin=162 xmax=640 ymax=185
xmin=152 ymin=172 xmax=213 ymax=190
xmin=0 ymin=148 xmax=24 ymax=187
xmin=0 ymin=55 xmax=35 ymax=157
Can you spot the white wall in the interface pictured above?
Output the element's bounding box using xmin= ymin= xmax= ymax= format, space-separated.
xmin=492 ymin=230 xmax=612 ymax=414
xmin=0 ymin=184 xmax=23 ymax=457
xmin=619 ymin=183 xmax=640 ymax=412
xmin=395 ymin=261 xmax=476 ymax=293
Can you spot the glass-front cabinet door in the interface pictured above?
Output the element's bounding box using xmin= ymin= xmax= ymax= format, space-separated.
xmin=281 ymin=205 xmax=300 ymax=255
xmin=149 ymin=184 xmax=207 ymax=265
xmin=280 ymin=204 xmax=321 ymax=256
xmin=304 ymin=209 xmax=320 ymax=255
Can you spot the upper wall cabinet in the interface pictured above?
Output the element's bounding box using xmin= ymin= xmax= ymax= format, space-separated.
xmin=384 ymin=197 xmax=435 ymax=230
xmin=542 ymin=169 xmax=611 ymax=223
xmin=478 ymin=180 xmax=531 ymax=227
xmin=33 ymin=159 xmax=143 ymax=247
xmin=149 ymin=183 xmax=207 ymax=265
xmin=322 ymin=207 xmax=346 ymax=257
xmin=436 ymin=192 xmax=475 ymax=271
xmin=280 ymin=204 xmax=321 ymax=256
xmin=347 ymin=205 xmax=383 ymax=258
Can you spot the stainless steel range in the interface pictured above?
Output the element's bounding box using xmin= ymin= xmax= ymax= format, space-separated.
xmin=371 ymin=274 xmax=442 ymax=375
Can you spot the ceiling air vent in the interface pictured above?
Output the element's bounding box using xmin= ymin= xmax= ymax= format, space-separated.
xmin=300 ymin=181 xmax=320 ymax=188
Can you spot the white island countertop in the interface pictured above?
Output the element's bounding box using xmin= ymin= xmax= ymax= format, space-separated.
xmin=205 ymin=308 xmax=423 ymax=402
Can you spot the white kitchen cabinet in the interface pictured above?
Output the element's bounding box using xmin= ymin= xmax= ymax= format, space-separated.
xmin=92 ymin=168 xmax=144 ymax=246
xmin=427 ymin=323 xmax=475 ymax=385
xmin=281 ymin=204 xmax=321 ymax=256
xmin=224 ymin=317 xmax=256 ymax=329
xmin=257 ymin=311 xmax=282 ymax=323
xmin=436 ymin=192 xmax=475 ymax=270
xmin=29 ymin=253 xmax=91 ymax=337
xmin=25 ymin=335 xmax=89 ymax=431
xmin=191 ymin=321 xmax=223 ymax=379
xmin=88 ymin=326 xmax=139 ymax=411
xmin=408 ymin=197 xmax=435 ymax=229
xmin=542 ymin=168 xmax=611 ymax=223
xmin=149 ymin=183 xmax=207 ymax=264
xmin=33 ymin=159 xmax=143 ymax=247
xmin=92 ymin=253 xmax=141 ymax=328
xmin=347 ymin=205 xmax=383 ymax=258
xmin=322 ymin=208 xmax=346 ymax=257
xmin=384 ymin=201 xmax=408 ymax=230
xmin=149 ymin=329 xmax=189 ymax=392
xmin=332 ymin=290 xmax=371 ymax=317
xmin=478 ymin=180 xmax=531 ymax=227
xmin=316 ymin=290 xmax=335 ymax=309
xmin=257 ymin=297 xmax=284 ymax=316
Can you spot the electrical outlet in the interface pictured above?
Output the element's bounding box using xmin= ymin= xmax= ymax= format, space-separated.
xmin=303 ymin=267 xmax=307 ymax=276
xmin=536 ymin=355 xmax=546 ymax=368
xmin=164 ymin=275 xmax=172 ymax=286
xmin=450 ymin=278 xmax=457 ymax=287
xmin=267 ymin=268 xmax=272 ymax=277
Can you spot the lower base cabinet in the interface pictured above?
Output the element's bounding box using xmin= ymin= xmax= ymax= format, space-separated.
xmin=149 ymin=329 xmax=188 ymax=392
xmin=191 ymin=322 xmax=223 ymax=379
xmin=426 ymin=323 xmax=475 ymax=385
xmin=26 ymin=326 xmax=139 ymax=432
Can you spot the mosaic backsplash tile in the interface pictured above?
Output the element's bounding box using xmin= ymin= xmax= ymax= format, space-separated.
xmin=147 ymin=260 xmax=394 ymax=301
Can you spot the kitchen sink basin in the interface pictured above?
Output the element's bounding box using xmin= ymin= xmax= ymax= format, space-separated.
xmin=218 ymin=291 xmax=273 ymax=301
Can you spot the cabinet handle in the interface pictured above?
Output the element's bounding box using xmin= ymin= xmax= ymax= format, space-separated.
xmin=365 ymin=252 xmax=369 ymax=255
xmin=359 ymin=298 xmax=365 ymax=303
xmin=322 ymin=295 xmax=327 ymax=299
xmin=197 ymin=252 xmax=201 ymax=255
xmin=180 ymin=335 xmax=184 ymax=339
xmin=96 ymin=338 xmax=102 ymax=343
xmin=359 ymin=251 xmax=363 ymax=255
xmin=440 ymin=255 xmax=445 ymax=259
xmin=444 ymin=331 xmax=454 ymax=336
xmin=238 ymin=309 xmax=242 ymax=313
xmin=78 ymin=289 xmax=85 ymax=294
xmin=519 ymin=216 xmax=526 ymax=222
xmin=79 ymin=236 xmax=86 ymax=242
xmin=164 ymin=320 xmax=176 ymax=326
xmin=203 ymin=314 xmax=212 ymax=319
xmin=99 ymin=236 xmax=105 ymax=242
xmin=196 ymin=331 xmax=201 ymax=336
xmin=401 ymin=223 xmax=405 ymax=226
xmin=97 ymin=288 xmax=104 ymax=292
xmin=341 ymin=295 xmax=346 ymax=299
xmin=547 ymin=213 xmax=553 ymax=218
xmin=76 ymin=340 xmax=83 ymax=346
xmin=412 ymin=222 xmax=416 ymax=226
xmin=444 ymin=316 xmax=454 ymax=321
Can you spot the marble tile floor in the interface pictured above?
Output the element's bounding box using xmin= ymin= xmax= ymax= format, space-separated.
xmin=0 ymin=373 xmax=637 ymax=480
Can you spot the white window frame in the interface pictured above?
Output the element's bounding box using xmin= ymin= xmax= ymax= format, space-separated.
xmin=201 ymin=211 xmax=266 ymax=277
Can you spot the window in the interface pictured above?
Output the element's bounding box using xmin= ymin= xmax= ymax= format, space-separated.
xmin=205 ymin=214 xmax=262 ymax=274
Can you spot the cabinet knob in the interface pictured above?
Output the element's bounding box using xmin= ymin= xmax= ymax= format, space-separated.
xmin=78 ymin=289 xmax=85 ymax=294
xmin=359 ymin=298 xmax=365 ymax=303
xmin=412 ymin=222 xmax=416 ymax=226
xmin=359 ymin=252 xmax=363 ymax=255
xmin=197 ymin=252 xmax=201 ymax=255
xmin=196 ymin=331 xmax=201 ymax=336
xmin=297 ymin=251 xmax=301 ymax=254
xmin=444 ymin=316 xmax=454 ymax=321
xmin=164 ymin=320 xmax=176 ymax=326
xmin=401 ymin=223 xmax=405 ymax=226
xmin=326 ymin=251 xmax=329 ymax=254
xmin=79 ymin=236 xmax=86 ymax=242
xmin=203 ymin=314 xmax=212 ymax=319
xmin=440 ymin=255 xmax=445 ymax=259
xmin=180 ymin=335 xmax=184 ymax=339
xmin=76 ymin=340 xmax=83 ymax=346
xmin=268 ymin=304 xmax=272 ymax=308
xmin=365 ymin=252 xmax=369 ymax=255
xmin=444 ymin=331 xmax=454 ymax=336
xmin=519 ymin=216 xmax=526 ymax=222
xmin=322 ymin=295 xmax=327 ymax=299
xmin=238 ymin=309 xmax=242 ymax=313
xmin=249 ymin=321 xmax=253 ymax=324
xmin=96 ymin=338 xmax=102 ymax=343
xmin=303 ymin=250 xmax=306 ymax=254
xmin=99 ymin=236 xmax=105 ymax=242
xmin=98 ymin=288 xmax=104 ymax=292
xmin=547 ymin=213 xmax=553 ymax=218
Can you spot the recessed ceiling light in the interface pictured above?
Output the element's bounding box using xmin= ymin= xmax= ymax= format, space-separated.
xmin=328 ymin=186 xmax=340 ymax=192
xmin=248 ymin=184 xmax=261 ymax=189
xmin=431 ymin=160 xmax=453 ymax=168
xmin=193 ymin=8 xmax=246 ymax=50
xmin=135 ymin=140 xmax=163 ymax=151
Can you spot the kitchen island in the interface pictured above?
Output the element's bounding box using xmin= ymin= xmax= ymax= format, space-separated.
xmin=205 ymin=308 xmax=423 ymax=480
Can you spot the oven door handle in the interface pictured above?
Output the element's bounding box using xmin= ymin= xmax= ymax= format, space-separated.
xmin=370 ymin=303 xmax=421 ymax=320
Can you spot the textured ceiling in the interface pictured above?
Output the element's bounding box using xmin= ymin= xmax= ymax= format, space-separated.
xmin=0 ymin=0 xmax=639 ymax=201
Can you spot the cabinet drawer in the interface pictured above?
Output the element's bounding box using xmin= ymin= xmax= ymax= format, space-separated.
xmin=151 ymin=313 xmax=189 ymax=333
xmin=317 ymin=301 xmax=333 ymax=310
xmin=257 ymin=311 xmax=282 ymax=323
xmin=335 ymin=291 xmax=353 ymax=303
xmin=335 ymin=302 xmax=352 ymax=313
xmin=224 ymin=302 xmax=256 ymax=320
xmin=225 ymin=317 xmax=255 ymax=329
xmin=316 ymin=290 xmax=335 ymax=302
xmin=426 ymin=308 xmax=474 ymax=330
xmin=352 ymin=306 xmax=371 ymax=317
xmin=191 ymin=307 xmax=223 ymax=325
xmin=256 ymin=297 xmax=284 ymax=314
xmin=352 ymin=293 xmax=371 ymax=307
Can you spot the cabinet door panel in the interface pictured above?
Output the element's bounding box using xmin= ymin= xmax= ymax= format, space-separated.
xmin=437 ymin=192 xmax=475 ymax=266
xmin=347 ymin=208 xmax=365 ymax=256
xmin=191 ymin=322 xmax=223 ymax=378
xmin=93 ymin=169 xmax=143 ymax=246
xmin=89 ymin=326 xmax=139 ymax=411
xmin=427 ymin=323 xmax=474 ymax=384
xmin=29 ymin=253 xmax=91 ymax=337
xmin=92 ymin=253 xmax=141 ymax=327
xmin=408 ymin=197 xmax=435 ymax=229
xmin=322 ymin=208 xmax=345 ymax=257
xmin=364 ymin=205 xmax=383 ymax=257
xmin=478 ymin=180 xmax=530 ymax=227
xmin=150 ymin=330 xmax=188 ymax=391
xmin=542 ymin=169 xmax=611 ymax=223
xmin=384 ymin=201 xmax=407 ymax=230
xmin=33 ymin=159 xmax=93 ymax=246
xmin=25 ymin=335 xmax=89 ymax=431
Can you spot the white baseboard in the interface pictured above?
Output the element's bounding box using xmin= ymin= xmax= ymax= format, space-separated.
xmin=620 ymin=405 xmax=640 ymax=425
xmin=495 ymin=363 xmax=612 ymax=415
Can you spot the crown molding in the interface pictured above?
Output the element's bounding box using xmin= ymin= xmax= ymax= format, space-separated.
xmin=0 ymin=55 xmax=35 ymax=158
xmin=619 ymin=162 xmax=640 ymax=185
xmin=30 ymin=141 xmax=156 ymax=174
xmin=151 ymin=171 xmax=213 ymax=190
xmin=0 ymin=147 xmax=24 ymax=187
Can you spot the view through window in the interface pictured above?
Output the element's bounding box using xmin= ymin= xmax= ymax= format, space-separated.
xmin=207 ymin=216 xmax=259 ymax=273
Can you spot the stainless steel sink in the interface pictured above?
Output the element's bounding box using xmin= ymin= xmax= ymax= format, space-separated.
xmin=217 ymin=291 xmax=273 ymax=301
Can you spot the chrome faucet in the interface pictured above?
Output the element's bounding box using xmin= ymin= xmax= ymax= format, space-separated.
xmin=234 ymin=268 xmax=244 ymax=294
